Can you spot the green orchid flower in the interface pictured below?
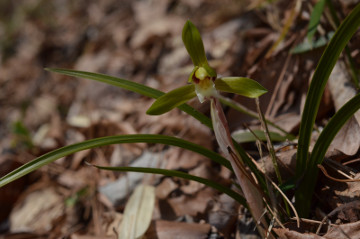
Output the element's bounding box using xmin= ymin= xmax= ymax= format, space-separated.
xmin=146 ymin=20 xmax=267 ymax=115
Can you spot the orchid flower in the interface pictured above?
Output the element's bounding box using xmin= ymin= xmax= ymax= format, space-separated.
xmin=147 ymin=20 xmax=271 ymax=237
xmin=146 ymin=20 xmax=267 ymax=115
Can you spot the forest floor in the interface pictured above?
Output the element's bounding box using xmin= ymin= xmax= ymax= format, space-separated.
xmin=0 ymin=0 xmax=360 ymax=238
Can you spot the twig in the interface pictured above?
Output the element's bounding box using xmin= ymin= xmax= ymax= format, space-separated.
xmin=255 ymin=98 xmax=283 ymax=185
xmin=318 ymin=164 xmax=360 ymax=182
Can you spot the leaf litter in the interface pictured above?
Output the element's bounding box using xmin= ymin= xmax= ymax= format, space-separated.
xmin=0 ymin=0 xmax=360 ymax=238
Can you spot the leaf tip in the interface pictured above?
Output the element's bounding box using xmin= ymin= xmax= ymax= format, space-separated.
xmin=145 ymin=108 xmax=158 ymax=115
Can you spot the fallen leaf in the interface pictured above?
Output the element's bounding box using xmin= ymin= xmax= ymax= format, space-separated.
xmin=274 ymin=220 xmax=360 ymax=239
xmin=118 ymin=184 xmax=155 ymax=239
xmin=155 ymin=178 xmax=178 ymax=200
xmin=146 ymin=220 xmax=211 ymax=239
xmin=329 ymin=116 xmax=360 ymax=155
xmin=10 ymin=187 xmax=64 ymax=233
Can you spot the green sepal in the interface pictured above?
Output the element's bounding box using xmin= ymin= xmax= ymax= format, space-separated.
xmin=215 ymin=77 xmax=267 ymax=98
xmin=146 ymin=84 xmax=196 ymax=115
xmin=182 ymin=20 xmax=208 ymax=67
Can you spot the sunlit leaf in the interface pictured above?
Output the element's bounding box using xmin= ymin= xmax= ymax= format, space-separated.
xmin=146 ymin=84 xmax=196 ymax=115
xmin=0 ymin=134 xmax=231 ymax=188
xmin=92 ymin=165 xmax=247 ymax=206
xmin=215 ymin=77 xmax=267 ymax=98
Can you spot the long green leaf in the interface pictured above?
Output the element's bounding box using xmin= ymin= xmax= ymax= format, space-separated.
xmin=45 ymin=68 xmax=212 ymax=128
xmin=215 ymin=77 xmax=268 ymax=98
xmin=311 ymin=93 xmax=360 ymax=167
xmin=297 ymin=93 xmax=360 ymax=215
xmin=92 ymin=165 xmax=247 ymax=206
xmin=45 ymin=68 xmax=266 ymax=193
xmin=147 ymin=85 xmax=196 ymax=115
xmin=296 ymin=3 xmax=360 ymax=216
xmin=0 ymin=134 xmax=231 ymax=188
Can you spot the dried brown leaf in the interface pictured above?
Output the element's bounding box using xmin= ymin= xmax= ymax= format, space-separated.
xmin=329 ymin=116 xmax=360 ymax=156
xmin=118 ymin=184 xmax=155 ymax=239
xmin=10 ymin=187 xmax=64 ymax=233
xmin=146 ymin=220 xmax=211 ymax=239
xmin=210 ymin=98 xmax=270 ymax=238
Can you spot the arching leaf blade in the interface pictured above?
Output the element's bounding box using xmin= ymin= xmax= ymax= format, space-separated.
xmin=45 ymin=68 xmax=212 ymax=128
xmin=0 ymin=134 xmax=231 ymax=188
xmin=311 ymin=93 xmax=360 ymax=167
xmin=297 ymin=93 xmax=360 ymax=217
xmin=92 ymin=165 xmax=247 ymax=206
xmin=45 ymin=68 xmax=266 ymax=195
xmin=296 ymin=3 xmax=360 ymax=216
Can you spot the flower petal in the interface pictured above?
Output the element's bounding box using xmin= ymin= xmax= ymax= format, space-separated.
xmin=215 ymin=77 xmax=267 ymax=98
xmin=146 ymin=84 xmax=196 ymax=115
xmin=182 ymin=20 xmax=208 ymax=67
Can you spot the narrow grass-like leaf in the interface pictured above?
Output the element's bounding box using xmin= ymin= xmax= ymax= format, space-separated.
xmin=297 ymin=93 xmax=360 ymax=215
xmin=326 ymin=0 xmax=359 ymax=86
xmin=146 ymin=85 xmax=196 ymax=115
xmin=92 ymin=165 xmax=247 ymax=206
xmin=307 ymin=0 xmax=326 ymax=41
xmin=311 ymin=94 xmax=360 ymax=166
xmin=0 ymin=134 xmax=231 ymax=188
xmin=45 ymin=68 xmax=266 ymax=195
xmin=296 ymin=3 xmax=360 ymax=216
xmin=215 ymin=77 xmax=267 ymax=98
xmin=45 ymin=68 xmax=212 ymax=128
